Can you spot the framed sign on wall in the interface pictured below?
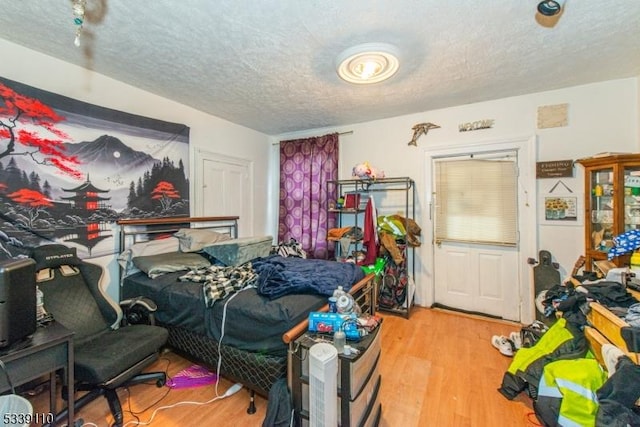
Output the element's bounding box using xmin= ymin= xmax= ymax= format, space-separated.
xmin=539 ymin=193 xmax=583 ymax=226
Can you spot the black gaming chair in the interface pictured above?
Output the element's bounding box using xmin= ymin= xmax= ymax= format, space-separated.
xmin=31 ymin=244 xmax=168 ymax=427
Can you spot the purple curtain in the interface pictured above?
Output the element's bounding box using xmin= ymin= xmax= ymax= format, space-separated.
xmin=278 ymin=133 xmax=339 ymax=259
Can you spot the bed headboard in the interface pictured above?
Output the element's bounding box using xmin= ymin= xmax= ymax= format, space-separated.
xmin=116 ymin=216 xmax=239 ymax=254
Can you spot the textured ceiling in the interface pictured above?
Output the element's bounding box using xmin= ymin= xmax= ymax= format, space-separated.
xmin=0 ymin=1 xmax=639 ymax=136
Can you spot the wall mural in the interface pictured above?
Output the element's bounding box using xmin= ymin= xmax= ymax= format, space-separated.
xmin=0 ymin=77 xmax=190 ymax=260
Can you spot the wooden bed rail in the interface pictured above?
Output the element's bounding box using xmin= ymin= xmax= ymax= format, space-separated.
xmin=282 ymin=272 xmax=376 ymax=344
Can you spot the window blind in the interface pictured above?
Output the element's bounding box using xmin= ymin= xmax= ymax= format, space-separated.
xmin=434 ymin=156 xmax=518 ymax=246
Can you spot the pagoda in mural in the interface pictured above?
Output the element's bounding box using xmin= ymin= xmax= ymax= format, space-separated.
xmin=58 ymin=175 xmax=112 ymax=256
xmin=60 ymin=175 xmax=112 ymax=211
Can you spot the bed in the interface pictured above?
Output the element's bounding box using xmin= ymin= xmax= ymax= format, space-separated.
xmin=116 ymin=216 xmax=376 ymax=408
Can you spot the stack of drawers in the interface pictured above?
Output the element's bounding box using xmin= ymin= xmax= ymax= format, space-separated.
xmin=289 ymin=325 xmax=382 ymax=426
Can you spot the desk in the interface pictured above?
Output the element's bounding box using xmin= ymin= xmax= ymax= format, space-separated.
xmin=0 ymin=322 xmax=74 ymax=426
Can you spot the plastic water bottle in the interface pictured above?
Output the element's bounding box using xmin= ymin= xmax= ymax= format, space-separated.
xmin=333 ymin=328 xmax=346 ymax=354
xmin=332 ymin=285 xmax=345 ymax=300
xmin=336 ymin=293 xmax=355 ymax=314
xmin=328 ymin=297 xmax=338 ymax=313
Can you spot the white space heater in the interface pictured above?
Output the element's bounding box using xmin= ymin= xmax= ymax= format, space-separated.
xmin=309 ymin=342 xmax=338 ymax=427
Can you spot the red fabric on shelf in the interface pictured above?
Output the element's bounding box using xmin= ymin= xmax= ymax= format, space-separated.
xmin=362 ymin=196 xmax=378 ymax=266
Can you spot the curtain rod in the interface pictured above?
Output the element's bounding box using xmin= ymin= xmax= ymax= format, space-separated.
xmin=272 ymin=130 xmax=353 ymax=145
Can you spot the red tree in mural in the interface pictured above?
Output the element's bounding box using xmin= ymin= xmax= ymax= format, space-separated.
xmin=0 ymin=83 xmax=81 ymax=179
xmin=151 ymin=181 xmax=180 ymax=212
xmin=7 ymin=188 xmax=54 ymax=228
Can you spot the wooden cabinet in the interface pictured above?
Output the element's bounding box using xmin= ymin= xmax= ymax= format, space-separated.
xmin=289 ymin=325 xmax=382 ymax=426
xmin=576 ymin=154 xmax=640 ymax=271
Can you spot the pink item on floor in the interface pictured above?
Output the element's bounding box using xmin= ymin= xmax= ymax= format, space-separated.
xmin=166 ymin=364 xmax=218 ymax=389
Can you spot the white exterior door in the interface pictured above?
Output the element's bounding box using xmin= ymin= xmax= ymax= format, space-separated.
xmin=194 ymin=150 xmax=253 ymax=236
xmin=424 ymin=136 xmax=537 ymax=323
xmin=434 ymin=241 xmax=519 ymax=319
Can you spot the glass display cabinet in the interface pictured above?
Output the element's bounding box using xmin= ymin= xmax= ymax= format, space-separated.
xmin=576 ymin=154 xmax=640 ymax=271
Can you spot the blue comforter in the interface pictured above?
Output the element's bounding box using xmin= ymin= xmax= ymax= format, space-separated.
xmin=252 ymin=255 xmax=365 ymax=299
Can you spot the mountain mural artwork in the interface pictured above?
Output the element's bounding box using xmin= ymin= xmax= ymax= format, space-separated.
xmin=0 ymin=77 xmax=190 ymax=260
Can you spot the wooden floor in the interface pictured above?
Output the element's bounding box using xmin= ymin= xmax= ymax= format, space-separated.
xmin=27 ymin=307 xmax=538 ymax=426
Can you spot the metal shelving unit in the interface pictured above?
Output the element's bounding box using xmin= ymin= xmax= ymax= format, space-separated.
xmin=327 ymin=177 xmax=416 ymax=318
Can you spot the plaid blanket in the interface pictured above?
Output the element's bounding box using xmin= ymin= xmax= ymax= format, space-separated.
xmin=179 ymin=263 xmax=257 ymax=307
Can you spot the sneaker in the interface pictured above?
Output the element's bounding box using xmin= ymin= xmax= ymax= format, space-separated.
xmin=602 ymin=344 xmax=626 ymax=377
xmin=509 ymin=331 xmax=522 ymax=350
xmin=531 ymin=320 xmax=549 ymax=332
xmin=535 ymin=290 xmax=548 ymax=315
xmin=491 ymin=335 xmax=514 ymax=356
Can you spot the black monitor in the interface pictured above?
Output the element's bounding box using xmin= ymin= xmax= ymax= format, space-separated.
xmin=0 ymin=258 xmax=37 ymax=348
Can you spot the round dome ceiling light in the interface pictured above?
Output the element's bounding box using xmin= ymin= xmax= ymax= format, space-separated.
xmin=336 ymin=43 xmax=400 ymax=84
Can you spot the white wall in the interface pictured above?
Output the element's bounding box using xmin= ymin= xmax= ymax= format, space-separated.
xmin=4 ymin=37 xmax=638 ymax=309
xmin=275 ymin=77 xmax=640 ymax=309
xmin=0 ymin=39 xmax=272 ymax=300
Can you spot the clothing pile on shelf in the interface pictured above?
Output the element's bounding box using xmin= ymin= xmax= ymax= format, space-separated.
xmin=377 ymin=214 xmax=421 ymax=265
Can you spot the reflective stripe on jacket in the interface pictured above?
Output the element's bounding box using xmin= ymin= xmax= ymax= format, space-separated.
xmin=498 ymin=317 xmax=589 ymax=401
xmin=536 ymin=358 xmax=607 ymax=427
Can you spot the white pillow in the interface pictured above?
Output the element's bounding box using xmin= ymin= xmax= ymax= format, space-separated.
xmin=174 ymin=228 xmax=231 ymax=252
xmin=132 ymin=252 xmax=211 ymax=279
xmin=118 ymin=237 xmax=181 ymax=277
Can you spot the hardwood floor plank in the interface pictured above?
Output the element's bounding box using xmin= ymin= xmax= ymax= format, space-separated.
xmin=379 ymin=307 xmax=534 ymax=427
xmin=24 ymin=307 xmax=536 ymax=426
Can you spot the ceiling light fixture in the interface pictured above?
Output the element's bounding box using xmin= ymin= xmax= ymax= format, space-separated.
xmin=537 ymin=0 xmax=566 ymax=16
xmin=336 ymin=43 xmax=400 ymax=84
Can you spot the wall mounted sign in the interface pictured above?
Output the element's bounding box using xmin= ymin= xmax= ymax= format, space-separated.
xmin=537 ymin=103 xmax=569 ymax=129
xmin=540 ymin=193 xmax=582 ymax=226
xmin=536 ymin=160 xmax=574 ymax=178
xmin=458 ymin=119 xmax=494 ymax=132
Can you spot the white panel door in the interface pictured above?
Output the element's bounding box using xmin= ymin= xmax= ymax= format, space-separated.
xmin=196 ymin=151 xmax=253 ymax=236
xmin=425 ymin=136 xmax=537 ymax=324
xmin=434 ymin=241 xmax=519 ymax=319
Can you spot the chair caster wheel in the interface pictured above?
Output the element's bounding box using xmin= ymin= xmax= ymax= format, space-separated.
xmin=247 ymin=389 xmax=256 ymax=414
xmin=156 ymin=378 xmax=166 ymax=387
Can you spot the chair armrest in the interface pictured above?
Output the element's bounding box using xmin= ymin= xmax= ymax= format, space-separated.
xmin=120 ymin=297 xmax=158 ymax=326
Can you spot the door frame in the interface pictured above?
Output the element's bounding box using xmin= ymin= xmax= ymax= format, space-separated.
xmin=193 ymin=148 xmax=254 ymax=235
xmin=422 ymin=135 xmax=537 ymax=324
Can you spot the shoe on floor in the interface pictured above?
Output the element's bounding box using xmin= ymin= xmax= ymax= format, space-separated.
xmin=509 ymin=331 xmax=522 ymax=350
xmin=491 ymin=335 xmax=514 ymax=357
xmin=531 ymin=320 xmax=549 ymax=332
xmin=602 ymin=343 xmax=626 ymax=377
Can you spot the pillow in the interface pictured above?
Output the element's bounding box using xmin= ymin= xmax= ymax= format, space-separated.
xmin=174 ymin=228 xmax=231 ymax=252
xmin=118 ymin=237 xmax=181 ymax=277
xmin=31 ymin=244 xmax=82 ymax=271
xmin=201 ymin=236 xmax=273 ymax=266
xmin=132 ymin=252 xmax=211 ymax=279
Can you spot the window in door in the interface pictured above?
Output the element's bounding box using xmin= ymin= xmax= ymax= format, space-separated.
xmin=434 ymin=152 xmax=518 ymax=247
